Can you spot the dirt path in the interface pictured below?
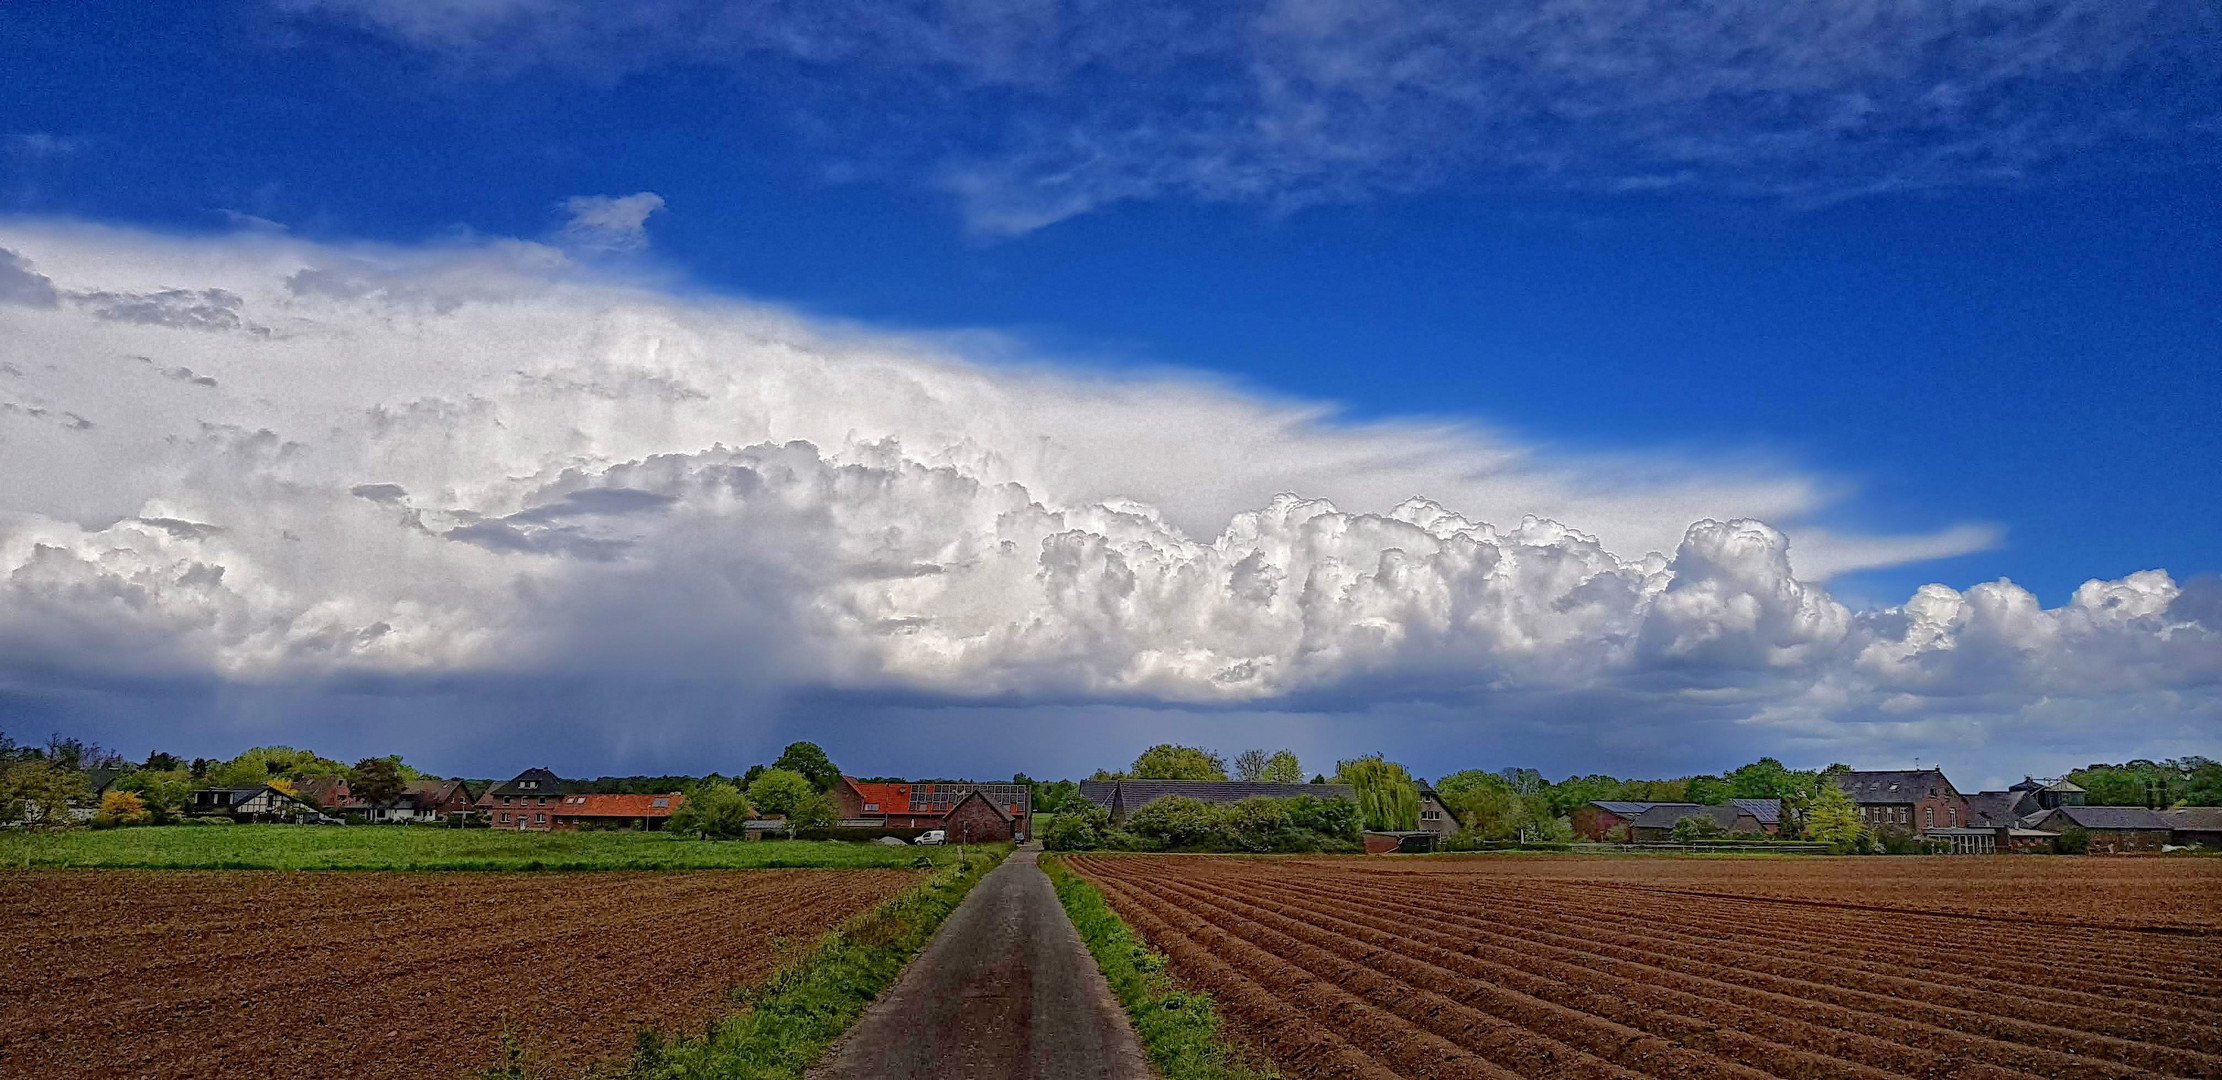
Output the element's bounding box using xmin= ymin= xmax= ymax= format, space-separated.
xmin=816 ymin=846 xmax=1151 ymax=1080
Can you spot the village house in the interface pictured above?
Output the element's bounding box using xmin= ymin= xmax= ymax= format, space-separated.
xmin=1415 ymin=786 xmax=1457 ymax=838
xmin=476 ymin=767 xmax=572 ymax=831
xmin=189 ymin=785 xmax=323 ymax=822
xmin=350 ymin=779 xmax=478 ymax=824
xmin=1832 ymin=768 xmax=1969 ymax=836
xmin=294 ymin=776 xmax=351 ymax=811
xmin=836 ymin=777 xmax=1032 ymax=840
xmin=548 ymin=792 xmax=683 ymax=831
xmin=1075 ymin=779 xmax=1356 ymax=825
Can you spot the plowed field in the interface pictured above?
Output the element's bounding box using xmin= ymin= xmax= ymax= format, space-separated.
xmin=1067 ymin=855 xmax=2222 ymax=1080
xmin=0 ymin=867 xmax=919 ymax=1079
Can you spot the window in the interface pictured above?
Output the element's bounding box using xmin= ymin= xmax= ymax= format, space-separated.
xmin=652 ymin=797 xmax=669 ymax=808
xmin=500 ymin=813 xmax=511 ymax=823
xmin=1948 ymin=806 xmax=1957 ymax=826
xmin=538 ymin=796 xmax=548 ymax=805
xmin=863 ymin=802 xmax=880 ymax=812
xmin=1925 ymin=807 xmax=1934 ymax=828
xmin=534 ymin=813 xmax=546 ymax=823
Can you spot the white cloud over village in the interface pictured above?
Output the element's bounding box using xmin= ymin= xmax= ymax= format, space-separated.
xmin=1 ymin=219 xmax=2215 ymax=771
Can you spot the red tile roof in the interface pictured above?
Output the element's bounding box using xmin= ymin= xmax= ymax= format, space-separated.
xmin=845 ymin=779 xmax=914 ymax=814
xmin=553 ymin=793 xmax=684 ymax=818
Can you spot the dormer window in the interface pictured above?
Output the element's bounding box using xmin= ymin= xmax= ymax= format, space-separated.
xmin=652 ymin=798 xmax=669 ymax=808
xmin=863 ymin=802 xmax=880 ymax=812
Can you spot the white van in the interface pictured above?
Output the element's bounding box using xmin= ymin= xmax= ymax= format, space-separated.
xmin=914 ymin=829 xmax=946 ymax=845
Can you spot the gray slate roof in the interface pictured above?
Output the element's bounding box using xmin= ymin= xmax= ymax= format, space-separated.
xmin=1833 ymin=769 xmax=1960 ymax=804
xmin=2033 ymin=805 xmax=2171 ymax=830
xmin=1730 ymin=798 xmax=1782 ymax=825
xmin=1629 ymin=803 xmax=1760 ymax=831
xmin=1590 ymin=800 xmax=1657 ymax=817
xmin=1963 ymin=791 xmax=2038 ymax=828
xmin=2165 ymin=807 xmax=2222 ymax=831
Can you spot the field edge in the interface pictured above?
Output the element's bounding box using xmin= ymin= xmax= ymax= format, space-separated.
xmin=1044 ymin=854 xmax=1278 ymax=1080
xmin=575 ymin=843 xmax=1015 ymax=1080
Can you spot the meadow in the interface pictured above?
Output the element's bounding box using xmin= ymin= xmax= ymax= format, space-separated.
xmin=0 ymin=824 xmax=957 ymax=871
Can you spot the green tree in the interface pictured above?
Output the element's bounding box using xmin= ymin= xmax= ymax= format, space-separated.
xmin=3 ymin=760 xmax=90 ymax=827
xmin=746 ymin=768 xmax=818 ymax=820
xmin=1803 ymin=783 xmax=1866 ymax=850
xmin=349 ymin=757 xmax=407 ymax=808
xmin=1260 ymin=750 xmax=1304 ymax=784
xmin=770 ymin=742 xmax=841 ymax=792
xmin=1684 ymin=774 xmax=1732 ymax=805
xmin=1043 ymin=801 xmax=1112 ymax=851
xmin=210 ymin=746 xmax=347 ymax=788
xmin=1669 ymin=813 xmax=1727 ymax=842
xmin=1232 ymin=749 xmax=1270 ymax=782
xmin=1126 ymin=796 xmax=1232 ymax=849
xmin=1336 ymin=755 xmax=1420 ymax=831
xmin=1435 ymin=769 xmax=1521 ymax=838
xmin=113 ymin=769 xmax=195 ymax=823
xmin=669 ymin=782 xmax=754 ymax=838
xmin=1128 ymin=744 xmax=1228 ymax=781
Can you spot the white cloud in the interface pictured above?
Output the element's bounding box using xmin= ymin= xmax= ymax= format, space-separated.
xmin=559 ymin=192 xmax=666 ymax=252
xmin=1 ymin=219 xmax=2213 ymax=763
xmin=275 ymin=0 xmax=2221 ymax=232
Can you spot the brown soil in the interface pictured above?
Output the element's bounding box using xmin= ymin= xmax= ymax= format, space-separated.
xmin=0 ymin=867 xmax=918 ymax=1080
xmin=1068 ymin=854 xmax=2222 ymax=1080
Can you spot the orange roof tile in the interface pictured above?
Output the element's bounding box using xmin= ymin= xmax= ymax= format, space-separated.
xmin=552 ymin=792 xmax=684 ymax=818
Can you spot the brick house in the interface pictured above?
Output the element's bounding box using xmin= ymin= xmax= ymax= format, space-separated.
xmin=836 ymin=777 xmax=1032 ymax=839
xmin=1574 ymin=800 xmax=1653 ymax=840
xmin=478 ymin=767 xmax=572 ymax=831
xmin=549 ymin=792 xmax=683 ymax=831
xmin=351 ymin=778 xmax=479 ymax=824
xmin=2167 ymin=807 xmax=2222 ymax=849
xmin=937 ymin=790 xmax=1016 ymax=842
xmin=1832 ymin=769 xmax=1969 ymax=836
xmin=294 ymin=776 xmax=351 ymax=810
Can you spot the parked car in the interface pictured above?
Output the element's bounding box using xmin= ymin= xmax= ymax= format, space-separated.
xmin=914 ymin=829 xmax=945 ymax=845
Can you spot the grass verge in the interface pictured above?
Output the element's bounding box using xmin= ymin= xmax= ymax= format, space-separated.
xmin=0 ymin=825 xmax=969 ymax=871
xmin=1042 ymin=855 xmax=1276 ymax=1080
xmin=605 ymin=844 xmax=1012 ymax=1080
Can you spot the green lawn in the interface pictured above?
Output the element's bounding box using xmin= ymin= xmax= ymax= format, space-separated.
xmin=0 ymin=825 xmax=958 ymax=872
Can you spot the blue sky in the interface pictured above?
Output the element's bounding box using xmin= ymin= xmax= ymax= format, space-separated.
xmin=2 ymin=0 xmax=2217 ymax=782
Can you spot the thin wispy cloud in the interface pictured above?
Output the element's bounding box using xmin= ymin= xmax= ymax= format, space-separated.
xmin=280 ymin=0 xmax=2221 ymax=232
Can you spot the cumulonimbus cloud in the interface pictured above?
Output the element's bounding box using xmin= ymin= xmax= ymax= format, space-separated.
xmin=0 ymin=221 xmax=2214 ymax=753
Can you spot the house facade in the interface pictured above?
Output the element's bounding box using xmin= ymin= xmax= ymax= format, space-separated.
xmin=1414 ymin=786 xmax=1457 ymax=837
xmin=1075 ymin=779 xmax=1356 ymax=825
xmin=190 ymin=785 xmax=321 ymax=822
xmin=1832 ymin=769 xmax=1969 ymax=836
xmin=352 ymin=778 xmax=478 ymax=824
xmin=2166 ymin=807 xmax=2222 ymax=849
xmin=477 ymin=767 xmax=572 ymax=830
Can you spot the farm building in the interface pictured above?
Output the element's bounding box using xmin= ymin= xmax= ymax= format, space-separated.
xmin=1961 ymin=789 xmax=2041 ymax=828
xmin=1575 ymin=798 xmax=1778 ymax=841
xmin=549 ymin=792 xmax=683 ymax=831
xmin=478 ymin=767 xmax=574 ymax=830
xmin=294 ymin=776 xmax=352 ymax=810
xmin=2022 ymin=806 xmax=2174 ymax=853
xmin=835 ymin=777 xmax=1032 ymax=840
xmin=1625 ymin=803 xmax=1770 ymax=841
xmin=2008 ymin=775 xmax=2086 ymax=810
xmin=2165 ymin=807 xmax=2222 ymax=848
xmin=1075 ymin=779 xmax=1356 ymax=825
xmin=1833 ymin=768 xmax=1969 ymax=836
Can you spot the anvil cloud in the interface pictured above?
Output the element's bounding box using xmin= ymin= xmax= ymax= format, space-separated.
xmin=1 ymin=221 xmax=2216 ymax=770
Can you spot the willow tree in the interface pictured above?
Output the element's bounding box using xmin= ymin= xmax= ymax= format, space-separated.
xmin=1335 ymin=754 xmax=1420 ymax=831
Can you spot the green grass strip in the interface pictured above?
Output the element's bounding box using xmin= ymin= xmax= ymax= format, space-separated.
xmin=0 ymin=825 xmax=965 ymax=872
xmin=1042 ymin=856 xmax=1277 ymax=1080
xmin=591 ymin=844 xmax=1012 ymax=1080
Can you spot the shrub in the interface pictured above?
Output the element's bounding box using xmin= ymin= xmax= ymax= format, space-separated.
xmin=2056 ymin=826 xmax=2091 ymax=855
xmin=1127 ymin=796 xmax=1232 ymax=850
xmin=92 ymin=790 xmax=153 ymax=829
xmin=1669 ymin=814 xmax=1727 ymax=842
xmin=1284 ymin=794 xmax=1362 ymax=842
xmin=1043 ymin=802 xmax=1112 ymax=851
